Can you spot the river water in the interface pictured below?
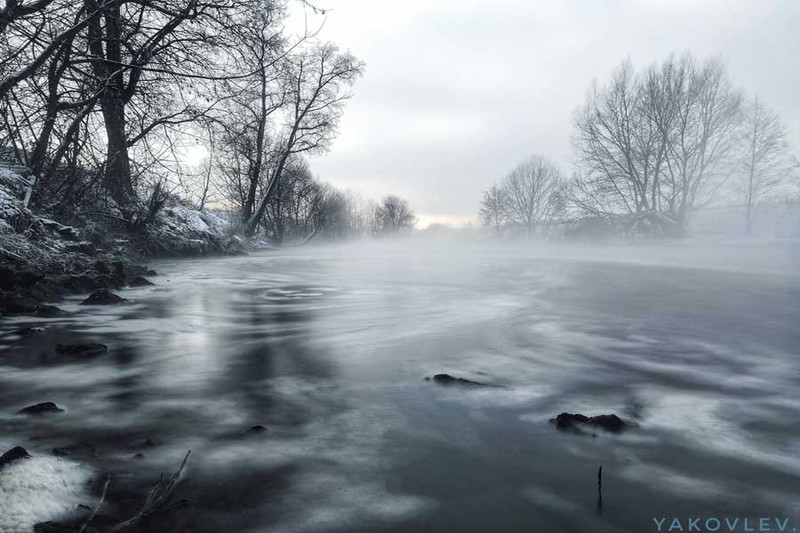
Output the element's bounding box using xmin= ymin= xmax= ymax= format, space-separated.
xmin=1 ymin=239 xmax=799 ymax=533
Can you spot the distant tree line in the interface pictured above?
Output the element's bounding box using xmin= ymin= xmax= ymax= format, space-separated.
xmin=481 ymin=53 xmax=798 ymax=238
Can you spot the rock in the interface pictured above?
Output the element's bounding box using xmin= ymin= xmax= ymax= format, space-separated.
xmin=56 ymin=343 xmax=108 ymax=359
xmin=243 ymin=425 xmax=268 ymax=436
xmin=14 ymin=326 xmax=46 ymax=337
xmin=128 ymin=276 xmax=154 ymax=287
xmin=145 ymin=269 xmax=157 ymax=276
xmin=81 ymin=289 xmax=125 ymax=305
xmin=134 ymin=438 xmax=156 ymax=449
xmin=17 ymin=401 xmax=64 ymax=415
xmin=0 ymin=265 xmax=44 ymax=290
xmin=61 ymin=274 xmax=103 ymax=293
xmin=37 ymin=304 xmax=67 ymax=317
xmin=132 ymin=452 xmax=145 ymax=460
xmin=426 ymin=373 xmax=489 ymax=387
xmin=0 ymin=445 xmax=31 ymax=467
xmin=0 ymin=295 xmax=40 ymax=314
xmin=30 ymin=281 xmax=65 ymax=301
xmin=550 ymin=412 xmax=627 ymax=433
xmin=53 ymin=442 xmax=97 ymax=458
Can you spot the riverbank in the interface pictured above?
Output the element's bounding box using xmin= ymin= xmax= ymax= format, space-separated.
xmin=0 ymin=167 xmax=244 ymax=318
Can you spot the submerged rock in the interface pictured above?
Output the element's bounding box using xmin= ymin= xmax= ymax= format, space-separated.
xmin=243 ymin=425 xmax=269 ymax=436
xmin=13 ymin=326 xmax=46 ymax=337
xmin=0 ymin=446 xmax=31 ymax=468
xmin=81 ymin=289 xmax=125 ymax=305
xmin=134 ymin=438 xmax=156 ymax=449
xmin=426 ymin=373 xmax=490 ymax=387
xmin=56 ymin=343 xmax=108 ymax=359
xmin=17 ymin=402 xmax=64 ymax=415
xmin=52 ymin=442 xmax=97 ymax=458
xmin=129 ymin=276 xmax=154 ymax=287
xmin=550 ymin=412 xmax=627 ymax=433
xmin=36 ymin=304 xmax=67 ymax=317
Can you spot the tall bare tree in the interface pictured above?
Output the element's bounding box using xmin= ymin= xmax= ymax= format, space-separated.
xmin=572 ymin=53 xmax=742 ymax=232
xmin=244 ymin=43 xmax=363 ymax=236
xmin=739 ymin=96 xmax=795 ymax=235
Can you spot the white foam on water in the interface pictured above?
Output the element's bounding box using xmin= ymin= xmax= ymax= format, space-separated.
xmin=0 ymin=455 xmax=93 ymax=533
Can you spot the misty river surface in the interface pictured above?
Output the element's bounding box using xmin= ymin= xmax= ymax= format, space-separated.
xmin=2 ymin=240 xmax=800 ymax=533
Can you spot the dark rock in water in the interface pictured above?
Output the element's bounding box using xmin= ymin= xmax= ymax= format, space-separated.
xmin=0 ymin=445 xmax=31 ymax=467
xmin=14 ymin=326 xmax=46 ymax=337
xmin=17 ymin=401 xmax=64 ymax=415
xmin=550 ymin=412 xmax=627 ymax=433
xmin=37 ymin=304 xmax=67 ymax=317
xmin=134 ymin=438 xmax=156 ymax=449
xmin=427 ymin=373 xmax=488 ymax=387
xmin=145 ymin=269 xmax=157 ymax=276
xmin=56 ymin=343 xmax=108 ymax=359
xmin=129 ymin=276 xmax=154 ymax=287
xmin=243 ymin=425 xmax=268 ymax=436
xmin=132 ymin=452 xmax=145 ymax=460
xmin=81 ymin=289 xmax=125 ymax=305
xmin=53 ymin=442 xmax=97 ymax=458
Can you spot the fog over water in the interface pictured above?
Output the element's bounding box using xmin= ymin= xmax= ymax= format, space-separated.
xmin=1 ymin=238 xmax=799 ymax=532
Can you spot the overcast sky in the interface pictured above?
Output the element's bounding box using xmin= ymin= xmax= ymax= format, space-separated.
xmin=299 ymin=0 xmax=800 ymax=227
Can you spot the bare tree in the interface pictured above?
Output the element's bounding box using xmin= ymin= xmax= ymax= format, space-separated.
xmin=375 ymin=195 xmax=416 ymax=234
xmin=244 ymin=43 xmax=364 ymax=236
xmin=572 ymin=53 xmax=742 ymax=233
xmin=501 ymin=155 xmax=561 ymax=238
xmin=479 ymin=184 xmax=508 ymax=236
xmin=739 ymin=95 xmax=795 ymax=235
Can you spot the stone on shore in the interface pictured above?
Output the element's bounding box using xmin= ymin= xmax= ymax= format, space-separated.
xmin=129 ymin=276 xmax=154 ymax=287
xmin=81 ymin=289 xmax=125 ymax=305
xmin=0 ymin=446 xmax=31 ymax=468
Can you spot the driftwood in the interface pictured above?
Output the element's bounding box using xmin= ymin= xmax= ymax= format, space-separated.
xmin=69 ymin=450 xmax=191 ymax=533
xmin=108 ymin=450 xmax=191 ymax=532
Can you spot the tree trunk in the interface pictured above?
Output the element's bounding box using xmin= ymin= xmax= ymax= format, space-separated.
xmin=101 ymin=91 xmax=135 ymax=208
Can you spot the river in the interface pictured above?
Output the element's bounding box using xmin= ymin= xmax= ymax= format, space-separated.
xmin=2 ymin=238 xmax=799 ymax=533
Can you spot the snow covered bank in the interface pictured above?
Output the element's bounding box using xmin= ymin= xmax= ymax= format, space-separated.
xmin=0 ymin=168 xmax=244 ymax=316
